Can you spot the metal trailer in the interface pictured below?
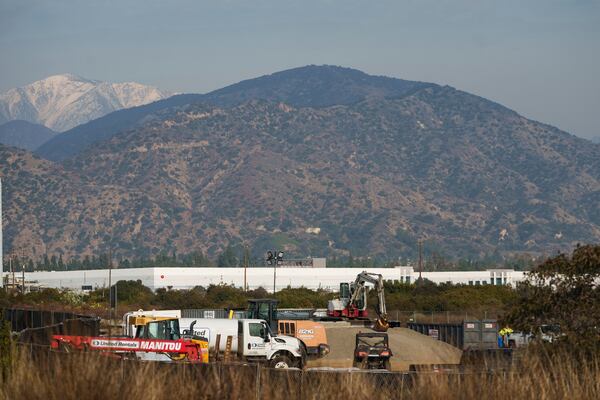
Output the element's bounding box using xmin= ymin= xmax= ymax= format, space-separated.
xmin=182 ymin=308 xmax=315 ymax=322
xmin=406 ymin=319 xmax=499 ymax=351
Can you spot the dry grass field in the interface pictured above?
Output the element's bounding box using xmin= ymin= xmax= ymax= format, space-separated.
xmin=1 ymin=346 xmax=599 ymax=400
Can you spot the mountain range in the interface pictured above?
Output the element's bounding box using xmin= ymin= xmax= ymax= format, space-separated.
xmin=1 ymin=65 xmax=599 ymax=262
xmin=0 ymin=74 xmax=171 ymax=132
xmin=36 ymin=66 xmax=430 ymax=161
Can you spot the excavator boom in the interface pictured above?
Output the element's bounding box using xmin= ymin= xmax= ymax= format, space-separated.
xmin=329 ymin=271 xmax=390 ymax=332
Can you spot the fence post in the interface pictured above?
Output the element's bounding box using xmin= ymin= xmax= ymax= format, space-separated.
xmin=349 ymin=369 xmax=353 ymax=388
xmin=298 ymin=369 xmax=303 ymax=400
xmin=255 ymin=364 xmax=261 ymax=400
xmin=218 ymin=362 xmax=223 ymax=390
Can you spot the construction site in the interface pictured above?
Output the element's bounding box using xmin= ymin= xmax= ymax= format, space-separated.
xmin=2 ymin=271 xmax=517 ymax=370
xmin=1 ymin=264 xmax=594 ymax=400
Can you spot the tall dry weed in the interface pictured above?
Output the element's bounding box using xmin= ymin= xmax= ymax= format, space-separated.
xmin=1 ymin=347 xmax=599 ymax=400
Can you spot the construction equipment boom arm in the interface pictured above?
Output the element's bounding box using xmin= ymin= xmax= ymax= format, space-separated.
xmin=50 ymin=335 xmax=206 ymax=362
xmin=348 ymin=271 xmax=389 ymax=331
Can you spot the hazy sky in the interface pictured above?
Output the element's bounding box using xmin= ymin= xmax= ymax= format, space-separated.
xmin=1 ymin=0 xmax=599 ymax=138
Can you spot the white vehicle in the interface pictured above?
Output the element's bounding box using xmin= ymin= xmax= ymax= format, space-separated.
xmin=505 ymin=325 xmax=561 ymax=348
xmin=180 ymin=318 xmax=306 ymax=368
xmin=506 ymin=332 xmax=533 ymax=348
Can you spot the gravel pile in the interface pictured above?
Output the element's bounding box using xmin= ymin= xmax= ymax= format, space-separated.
xmin=307 ymin=324 xmax=462 ymax=371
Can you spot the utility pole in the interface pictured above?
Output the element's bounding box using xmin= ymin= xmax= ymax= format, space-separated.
xmin=243 ymin=245 xmax=248 ymax=292
xmin=10 ymin=252 xmax=14 ymax=291
xmin=21 ymin=260 xmax=25 ymax=294
xmin=108 ymin=249 xmax=112 ymax=337
xmin=418 ymin=239 xmax=423 ymax=283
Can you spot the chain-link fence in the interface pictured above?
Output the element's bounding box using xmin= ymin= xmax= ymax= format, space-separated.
xmin=2 ymin=307 xmax=99 ymax=331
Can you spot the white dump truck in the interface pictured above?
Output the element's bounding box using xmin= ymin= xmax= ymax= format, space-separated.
xmin=179 ymin=318 xmax=306 ymax=368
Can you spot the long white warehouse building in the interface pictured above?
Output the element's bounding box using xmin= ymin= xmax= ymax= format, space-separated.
xmin=19 ymin=267 xmax=526 ymax=292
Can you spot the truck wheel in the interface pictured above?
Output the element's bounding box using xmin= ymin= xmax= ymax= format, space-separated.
xmin=270 ymin=354 xmax=292 ymax=369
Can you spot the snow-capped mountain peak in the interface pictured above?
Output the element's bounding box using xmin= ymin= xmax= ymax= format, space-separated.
xmin=0 ymin=74 xmax=171 ymax=131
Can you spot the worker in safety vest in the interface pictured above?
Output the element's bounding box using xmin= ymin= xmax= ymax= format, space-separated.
xmin=499 ymin=327 xmax=514 ymax=348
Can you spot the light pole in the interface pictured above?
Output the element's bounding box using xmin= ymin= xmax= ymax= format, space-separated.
xmin=107 ymin=249 xmax=113 ymax=336
xmin=20 ymin=249 xmax=26 ymax=293
xmin=10 ymin=252 xmax=14 ymax=291
xmin=21 ymin=263 xmax=25 ymax=294
xmin=266 ymin=250 xmax=284 ymax=293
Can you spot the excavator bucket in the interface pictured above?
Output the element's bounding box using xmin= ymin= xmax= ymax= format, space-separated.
xmin=373 ymin=317 xmax=390 ymax=332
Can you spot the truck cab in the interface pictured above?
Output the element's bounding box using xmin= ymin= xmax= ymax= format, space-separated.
xmin=123 ymin=309 xmax=181 ymax=337
xmin=247 ymin=299 xmax=330 ymax=359
xmin=134 ymin=318 xmax=209 ymax=363
xmin=238 ymin=319 xmax=305 ymax=368
xmin=247 ymin=299 xmax=279 ymax=332
xmin=135 ymin=318 xmax=181 ymax=340
xmin=177 ymin=317 xmax=305 ymax=368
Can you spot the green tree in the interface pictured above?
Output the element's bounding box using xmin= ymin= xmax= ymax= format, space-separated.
xmin=505 ymin=244 xmax=600 ymax=351
xmin=217 ymin=245 xmax=238 ymax=267
xmin=347 ymin=253 xmax=354 ymax=267
xmin=114 ymin=280 xmax=154 ymax=304
xmin=191 ymin=250 xmax=212 ymax=267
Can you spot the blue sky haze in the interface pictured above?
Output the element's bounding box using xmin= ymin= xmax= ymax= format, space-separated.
xmin=0 ymin=0 xmax=598 ymax=138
